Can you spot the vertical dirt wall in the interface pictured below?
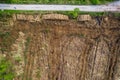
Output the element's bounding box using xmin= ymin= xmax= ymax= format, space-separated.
xmin=0 ymin=16 xmax=120 ymax=80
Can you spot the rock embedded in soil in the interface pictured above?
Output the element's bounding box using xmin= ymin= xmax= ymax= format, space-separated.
xmin=104 ymin=16 xmax=109 ymax=22
xmin=27 ymin=14 xmax=41 ymax=22
xmin=42 ymin=14 xmax=69 ymax=20
xmin=77 ymin=14 xmax=92 ymax=21
xmin=16 ymin=14 xmax=27 ymax=21
xmin=14 ymin=14 xmax=41 ymax=22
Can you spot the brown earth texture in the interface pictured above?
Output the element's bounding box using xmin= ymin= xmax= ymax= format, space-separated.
xmin=0 ymin=14 xmax=120 ymax=80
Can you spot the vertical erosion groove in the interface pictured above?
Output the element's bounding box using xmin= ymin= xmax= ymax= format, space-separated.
xmin=60 ymin=37 xmax=87 ymax=80
xmin=89 ymin=38 xmax=110 ymax=80
xmin=112 ymin=39 xmax=120 ymax=80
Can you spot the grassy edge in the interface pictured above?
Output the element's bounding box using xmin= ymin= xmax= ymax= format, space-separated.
xmin=0 ymin=0 xmax=114 ymax=5
xmin=0 ymin=10 xmax=119 ymax=19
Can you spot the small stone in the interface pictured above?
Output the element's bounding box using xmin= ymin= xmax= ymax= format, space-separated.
xmin=104 ymin=17 xmax=108 ymax=22
xmin=77 ymin=14 xmax=91 ymax=21
xmin=3 ymin=54 xmax=6 ymax=57
xmin=19 ymin=32 xmax=25 ymax=37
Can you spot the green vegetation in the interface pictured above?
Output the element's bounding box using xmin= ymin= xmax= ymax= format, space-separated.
xmin=36 ymin=70 xmax=41 ymax=78
xmin=68 ymin=8 xmax=80 ymax=19
xmin=1 ymin=0 xmax=114 ymax=5
xmin=57 ymin=8 xmax=80 ymax=19
xmin=0 ymin=10 xmax=119 ymax=20
xmin=0 ymin=58 xmax=14 ymax=80
xmin=14 ymin=56 xmax=22 ymax=62
xmin=0 ymin=32 xmax=11 ymax=53
xmin=0 ymin=32 xmax=10 ymax=39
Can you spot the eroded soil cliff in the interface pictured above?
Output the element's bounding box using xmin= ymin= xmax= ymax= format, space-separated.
xmin=0 ymin=15 xmax=120 ymax=80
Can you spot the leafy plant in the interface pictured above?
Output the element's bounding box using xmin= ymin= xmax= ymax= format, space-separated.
xmin=0 ymin=58 xmax=14 ymax=80
xmin=68 ymin=8 xmax=80 ymax=19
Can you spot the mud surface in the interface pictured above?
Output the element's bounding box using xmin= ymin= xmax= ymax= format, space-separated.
xmin=0 ymin=17 xmax=120 ymax=80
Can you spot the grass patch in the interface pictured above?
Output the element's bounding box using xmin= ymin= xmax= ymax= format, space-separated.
xmin=0 ymin=58 xmax=14 ymax=80
xmin=0 ymin=32 xmax=12 ymax=53
xmin=0 ymin=9 xmax=119 ymax=19
xmin=0 ymin=0 xmax=114 ymax=5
